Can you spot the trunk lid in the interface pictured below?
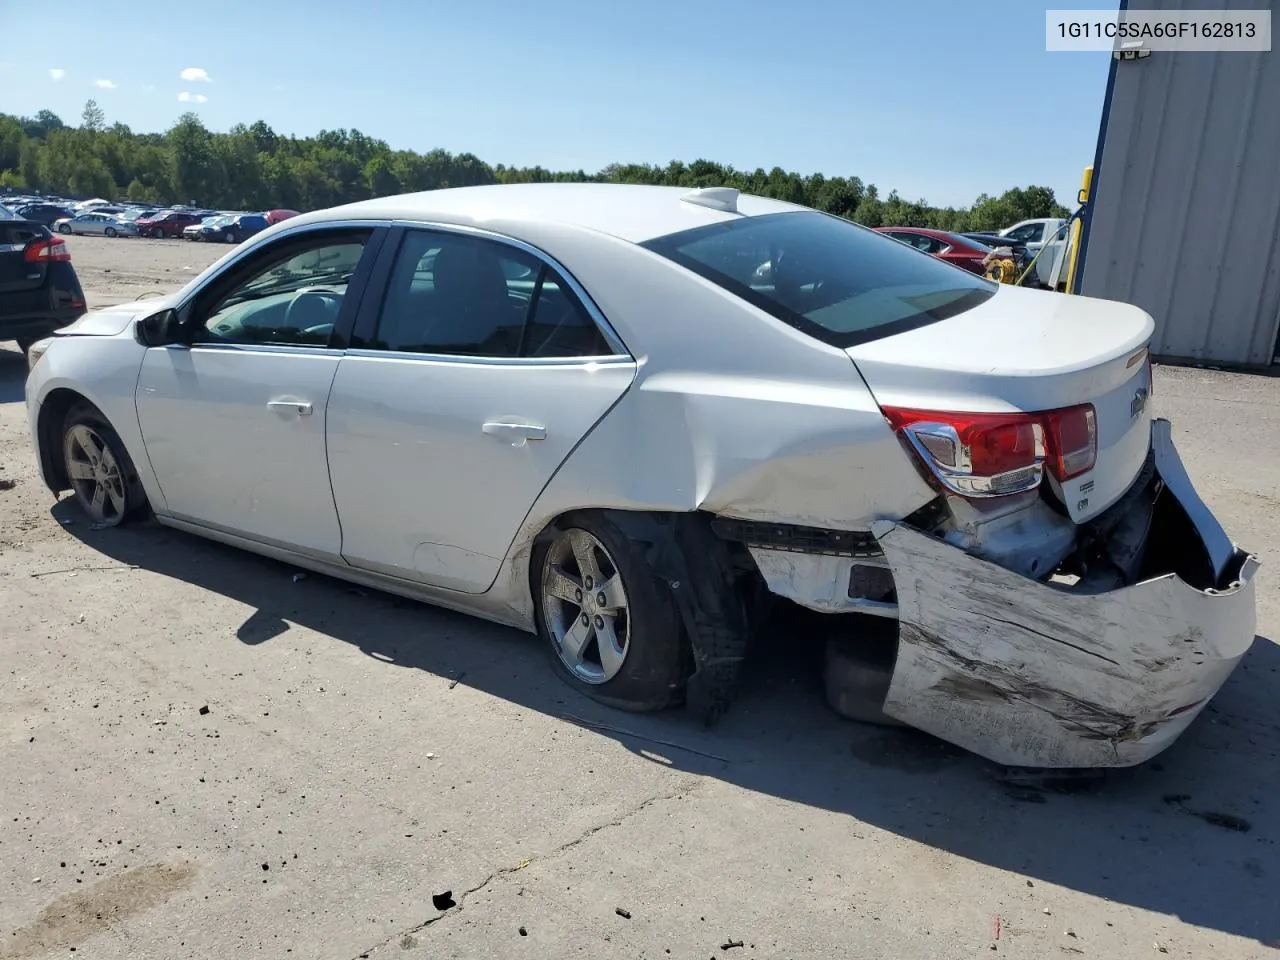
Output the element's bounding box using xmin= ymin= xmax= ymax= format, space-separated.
xmin=847 ymin=285 xmax=1155 ymax=523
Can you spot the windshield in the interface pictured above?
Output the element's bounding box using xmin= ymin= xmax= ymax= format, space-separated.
xmin=643 ymin=211 xmax=996 ymax=347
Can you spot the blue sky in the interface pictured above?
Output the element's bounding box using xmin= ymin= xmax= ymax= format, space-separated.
xmin=1 ymin=0 xmax=1114 ymax=208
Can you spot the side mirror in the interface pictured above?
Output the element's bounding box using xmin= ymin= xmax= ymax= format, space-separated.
xmin=136 ymin=308 xmax=184 ymax=347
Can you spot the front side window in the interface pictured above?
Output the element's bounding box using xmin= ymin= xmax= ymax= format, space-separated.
xmin=643 ymin=211 xmax=995 ymax=347
xmin=364 ymin=230 xmax=613 ymax=359
xmin=191 ymin=231 xmax=371 ymax=347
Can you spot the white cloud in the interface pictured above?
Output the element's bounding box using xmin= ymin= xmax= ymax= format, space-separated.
xmin=49 ymin=68 xmax=66 ymax=81
xmin=177 ymin=91 xmax=208 ymax=103
xmin=94 ymin=78 xmax=116 ymax=89
xmin=179 ymin=67 xmax=211 ymax=82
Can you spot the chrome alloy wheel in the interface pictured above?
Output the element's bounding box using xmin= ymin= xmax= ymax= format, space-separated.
xmin=542 ymin=528 xmax=631 ymax=684
xmin=63 ymin=424 xmax=128 ymax=525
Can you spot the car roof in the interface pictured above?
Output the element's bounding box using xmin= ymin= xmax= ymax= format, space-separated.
xmin=292 ymin=183 xmax=807 ymax=244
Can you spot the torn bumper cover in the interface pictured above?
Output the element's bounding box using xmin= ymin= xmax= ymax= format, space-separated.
xmin=870 ymin=418 xmax=1258 ymax=769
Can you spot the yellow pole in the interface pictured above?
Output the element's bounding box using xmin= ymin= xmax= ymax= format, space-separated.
xmin=1065 ymin=164 xmax=1092 ymax=295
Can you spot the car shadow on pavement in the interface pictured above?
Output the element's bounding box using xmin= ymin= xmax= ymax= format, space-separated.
xmin=56 ymin=506 xmax=1280 ymax=948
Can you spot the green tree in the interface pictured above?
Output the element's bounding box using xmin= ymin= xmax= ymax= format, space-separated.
xmin=81 ymin=99 xmax=105 ymax=133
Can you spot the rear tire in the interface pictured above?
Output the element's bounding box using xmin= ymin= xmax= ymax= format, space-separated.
xmin=223 ymin=230 xmax=236 ymax=243
xmin=534 ymin=512 xmax=689 ymax=712
xmin=58 ymin=223 xmax=71 ymax=234
xmin=61 ymin=403 xmax=149 ymax=526
xmin=104 ymin=227 xmax=117 ymax=238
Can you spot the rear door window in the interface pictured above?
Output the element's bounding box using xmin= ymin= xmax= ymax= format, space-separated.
xmin=363 ymin=229 xmax=614 ymax=359
xmin=643 ymin=211 xmax=995 ymax=347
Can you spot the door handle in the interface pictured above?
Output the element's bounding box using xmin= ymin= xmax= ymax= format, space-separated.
xmin=482 ymin=421 xmax=546 ymax=446
xmin=267 ymin=400 xmax=314 ymax=416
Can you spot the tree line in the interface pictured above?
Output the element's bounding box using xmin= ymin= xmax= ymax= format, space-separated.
xmin=0 ymin=100 xmax=1070 ymax=232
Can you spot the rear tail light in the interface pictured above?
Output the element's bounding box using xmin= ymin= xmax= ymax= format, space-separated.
xmin=1043 ymin=404 xmax=1096 ymax=480
xmin=883 ymin=403 xmax=1098 ymax=498
xmin=25 ymin=237 xmax=71 ymax=262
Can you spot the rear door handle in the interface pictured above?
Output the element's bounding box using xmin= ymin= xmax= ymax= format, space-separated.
xmin=483 ymin=421 xmax=546 ymax=446
xmin=267 ymin=400 xmax=314 ymax=416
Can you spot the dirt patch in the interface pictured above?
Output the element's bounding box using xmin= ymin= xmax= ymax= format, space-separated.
xmin=0 ymin=862 xmax=196 ymax=958
xmin=59 ymin=234 xmax=227 ymax=309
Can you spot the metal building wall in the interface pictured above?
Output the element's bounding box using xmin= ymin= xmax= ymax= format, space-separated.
xmin=1079 ymin=0 xmax=1280 ymax=366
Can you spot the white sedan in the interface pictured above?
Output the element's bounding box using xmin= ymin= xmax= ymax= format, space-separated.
xmin=52 ymin=211 xmax=138 ymax=238
xmin=23 ymin=184 xmax=1257 ymax=768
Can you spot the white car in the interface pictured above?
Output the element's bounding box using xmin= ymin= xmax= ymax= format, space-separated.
xmin=23 ymin=184 xmax=1257 ymax=769
xmin=52 ymin=211 xmax=138 ymax=238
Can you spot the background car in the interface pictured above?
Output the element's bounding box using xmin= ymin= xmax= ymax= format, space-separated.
xmin=265 ymin=208 xmax=300 ymax=225
xmin=874 ymin=227 xmax=998 ymax=275
xmin=214 ymin=213 xmax=269 ymax=243
xmin=12 ymin=202 xmax=75 ymax=227
xmin=53 ymin=212 xmax=139 ymax=238
xmin=185 ymin=214 xmax=231 ymax=240
xmin=136 ymin=210 xmax=206 ymax=238
xmin=0 ymin=216 xmax=86 ymax=352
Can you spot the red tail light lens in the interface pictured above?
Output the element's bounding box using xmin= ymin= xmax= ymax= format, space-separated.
xmin=883 ymin=407 xmax=1045 ymax=497
xmin=883 ymin=403 xmax=1099 ymax=498
xmin=24 ymin=237 xmax=71 ymax=262
xmin=1044 ymin=404 xmax=1096 ymax=480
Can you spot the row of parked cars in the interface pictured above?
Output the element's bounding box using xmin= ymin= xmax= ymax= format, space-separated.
xmin=0 ymin=193 xmax=299 ymax=244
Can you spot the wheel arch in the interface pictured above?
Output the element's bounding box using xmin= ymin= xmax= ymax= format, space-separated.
xmin=35 ymin=386 xmax=93 ymax=492
xmin=523 ymin=507 xmax=759 ymax=722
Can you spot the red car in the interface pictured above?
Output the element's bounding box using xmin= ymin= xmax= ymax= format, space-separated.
xmin=265 ymin=208 xmax=300 ymax=225
xmin=874 ymin=227 xmax=995 ymax=275
xmin=134 ymin=211 xmax=207 ymax=239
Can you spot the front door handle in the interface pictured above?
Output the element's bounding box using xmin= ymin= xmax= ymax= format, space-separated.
xmin=267 ymin=399 xmax=314 ymax=416
xmin=483 ymin=421 xmax=546 ymax=446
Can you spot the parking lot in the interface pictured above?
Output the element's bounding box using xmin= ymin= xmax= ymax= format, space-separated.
xmin=1 ymin=235 xmax=1278 ymax=959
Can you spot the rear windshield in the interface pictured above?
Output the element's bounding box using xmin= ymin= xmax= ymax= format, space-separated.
xmin=643 ymin=211 xmax=996 ymax=347
xmin=950 ymin=232 xmax=992 ymax=251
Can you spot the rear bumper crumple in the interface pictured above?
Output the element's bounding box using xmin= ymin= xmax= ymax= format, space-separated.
xmin=870 ymin=418 xmax=1258 ymax=769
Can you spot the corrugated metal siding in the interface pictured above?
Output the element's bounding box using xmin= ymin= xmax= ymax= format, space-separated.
xmin=1080 ymin=0 xmax=1280 ymax=365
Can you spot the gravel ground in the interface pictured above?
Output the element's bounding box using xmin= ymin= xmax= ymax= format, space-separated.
xmin=60 ymin=233 xmax=230 ymax=309
xmin=1 ymin=235 xmax=1278 ymax=959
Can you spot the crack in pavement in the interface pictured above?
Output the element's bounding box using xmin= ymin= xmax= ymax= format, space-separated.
xmin=345 ymin=779 xmax=701 ymax=959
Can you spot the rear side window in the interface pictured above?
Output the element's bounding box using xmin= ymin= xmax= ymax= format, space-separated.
xmin=642 ymin=211 xmax=996 ymax=347
xmin=363 ymin=229 xmax=614 ymax=359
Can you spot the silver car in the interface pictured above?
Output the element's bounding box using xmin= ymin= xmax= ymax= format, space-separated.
xmin=52 ymin=212 xmax=138 ymax=238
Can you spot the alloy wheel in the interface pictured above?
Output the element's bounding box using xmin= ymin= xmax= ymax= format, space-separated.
xmin=63 ymin=424 xmax=128 ymax=526
xmin=542 ymin=528 xmax=631 ymax=684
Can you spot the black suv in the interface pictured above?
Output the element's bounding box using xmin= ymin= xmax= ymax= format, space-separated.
xmin=14 ymin=202 xmax=75 ymax=227
xmin=0 ymin=213 xmax=87 ymax=352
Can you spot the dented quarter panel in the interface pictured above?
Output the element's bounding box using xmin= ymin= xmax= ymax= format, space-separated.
xmin=872 ymin=421 xmax=1258 ymax=768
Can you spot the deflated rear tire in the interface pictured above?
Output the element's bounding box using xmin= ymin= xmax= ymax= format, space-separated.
xmin=61 ymin=403 xmax=149 ymax=527
xmin=534 ymin=512 xmax=689 ymax=712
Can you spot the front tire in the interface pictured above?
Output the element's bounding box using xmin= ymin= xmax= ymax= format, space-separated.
xmin=223 ymin=230 xmax=235 ymax=243
xmin=534 ymin=513 xmax=688 ymax=712
xmin=61 ymin=403 xmax=148 ymax=526
xmin=58 ymin=223 xmax=71 ymax=234
xmin=152 ymin=227 xmax=166 ymax=239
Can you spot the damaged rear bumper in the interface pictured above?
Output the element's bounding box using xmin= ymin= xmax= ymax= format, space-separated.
xmin=868 ymin=418 xmax=1258 ymax=769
